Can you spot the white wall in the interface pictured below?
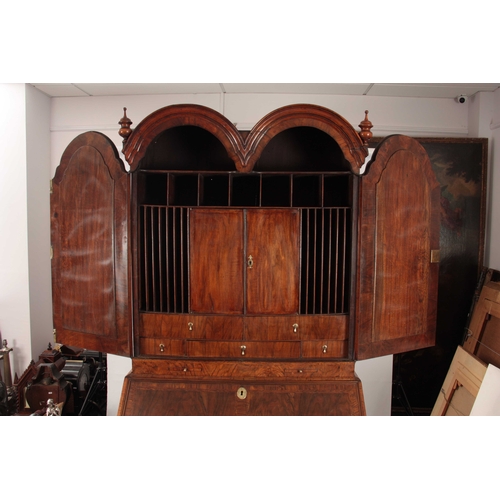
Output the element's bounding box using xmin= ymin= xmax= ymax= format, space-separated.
xmin=0 ymin=84 xmax=31 ymax=377
xmin=26 ymin=84 xmax=53 ymax=358
xmin=224 ymin=93 xmax=469 ymax=137
xmin=0 ymin=84 xmax=51 ymax=379
xmin=3 ymin=86 xmax=499 ymax=416
xmin=49 ymin=93 xmax=223 ymax=174
xmin=49 ymin=92 xmax=469 ymax=173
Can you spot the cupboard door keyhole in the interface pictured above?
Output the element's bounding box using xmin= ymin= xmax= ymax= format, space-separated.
xmin=247 ymin=255 xmax=253 ymax=269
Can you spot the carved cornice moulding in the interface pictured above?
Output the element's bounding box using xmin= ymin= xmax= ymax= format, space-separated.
xmin=120 ymin=103 xmax=370 ymax=175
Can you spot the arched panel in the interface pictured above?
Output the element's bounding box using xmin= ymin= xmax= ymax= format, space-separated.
xmin=356 ymin=135 xmax=440 ymax=360
xmin=51 ymin=132 xmax=132 ymax=356
xmin=244 ymin=104 xmax=368 ymax=174
xmin=122 ymin=104 xmax=245 ymax=171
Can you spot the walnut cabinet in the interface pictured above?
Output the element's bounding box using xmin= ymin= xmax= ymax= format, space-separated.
xmin=50 ymin=104 xmax=440 ymax=415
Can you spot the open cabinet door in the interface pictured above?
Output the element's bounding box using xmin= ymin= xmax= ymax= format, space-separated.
xmin=355 ymin=135 xmax=440 ymax=360
xmin=51 ymin=132 xmax=132 ymax=356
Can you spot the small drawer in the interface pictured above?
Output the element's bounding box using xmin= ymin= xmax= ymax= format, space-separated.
xmin=140 ymin=338 xmax=185 ymax=357
xmin=186 ymin=341 xmax=301 ymax=359
xmin=140 ymin=313 xmax=244 ymax=340
xmin=298 ymin=315 xmax=349 ymax=340
xmin=140 ymin=313 xmax=192 ymax=338
xmin=192 ymin=315 xmax=243 ymax=340
xmin=301 ymin=340 xmax=348 ymax=359
xmin=245 ymin=316 xmax=300 ymax=341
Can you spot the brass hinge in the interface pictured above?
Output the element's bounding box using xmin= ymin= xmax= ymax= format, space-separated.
xmin=430 ymin=249 xmax=440 ymax=263
xmin=50 ymin=246 xmax=53 ymax=259
xmin=50 ymin=179 xmax=53 ymax=194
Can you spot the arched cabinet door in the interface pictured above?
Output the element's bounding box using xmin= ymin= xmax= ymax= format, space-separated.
xmin=51 ymin=132 xmax=132 ymax=356
xmin=355 ymin=135 xmax=441 ymax=360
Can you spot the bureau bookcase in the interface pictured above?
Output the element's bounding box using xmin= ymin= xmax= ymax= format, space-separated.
xmin=51 ymin=104 xmax=440 ymax=415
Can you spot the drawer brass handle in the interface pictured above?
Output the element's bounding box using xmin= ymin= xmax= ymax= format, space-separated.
xmin=430 ymin=249 xmax=440 ymax=263
xmin=292 ymin=323 xmax=298 ymax=333
xmin=247 ymin=255 xmax=253 ymax=269
xmin=159 ymin=343 xmax=165 ymax=352
xmin=188 ymin=322 xmax=193 ymax=331
xmin=241 ymin=345 xmax=247 ymax=356
xmin=322 ymin=344 xmax=328 ymax=354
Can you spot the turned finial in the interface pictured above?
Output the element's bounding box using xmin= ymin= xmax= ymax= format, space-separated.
xmin=118 ymin=107 xmax=133 ymax=142
xmin=358 ymin=110 xmax=373 ymax=146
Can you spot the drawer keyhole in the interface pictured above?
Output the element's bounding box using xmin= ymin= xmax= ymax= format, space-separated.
xmin=237 ymin=387 xmax=248 ymax=400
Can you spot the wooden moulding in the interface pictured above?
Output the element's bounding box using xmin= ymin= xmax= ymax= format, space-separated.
xmin=121 ymin=104 xmax=369 ymax=175
xmin=431 ymin=346 xmax=487 ymax=416
xmin=130 ymin=358 xmax=357 ymax=381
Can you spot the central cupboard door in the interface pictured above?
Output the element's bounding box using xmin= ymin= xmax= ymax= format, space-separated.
xmin=189 ymin=208 xmax=300 ymax=315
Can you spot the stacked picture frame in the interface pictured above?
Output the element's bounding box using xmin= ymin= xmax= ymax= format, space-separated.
xmin=432 ymin=268 xmax=500 ymax=415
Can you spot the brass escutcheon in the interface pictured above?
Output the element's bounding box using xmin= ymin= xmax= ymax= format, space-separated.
xmin=237 ymin=387 xmax=248 ymax=400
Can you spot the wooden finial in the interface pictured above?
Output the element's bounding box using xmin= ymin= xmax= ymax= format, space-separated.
xmin=358 ymin=110 xmax=373 ymax=146
xmin=118 ymin=107 xmax=133 ymax=142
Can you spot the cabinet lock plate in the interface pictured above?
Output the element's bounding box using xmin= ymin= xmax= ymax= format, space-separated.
xmin=237 ymin=387 xmax=248 ymax=400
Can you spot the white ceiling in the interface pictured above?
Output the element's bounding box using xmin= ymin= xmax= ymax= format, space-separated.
xmin=29 ymin=83 xmax=500 ymax=100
